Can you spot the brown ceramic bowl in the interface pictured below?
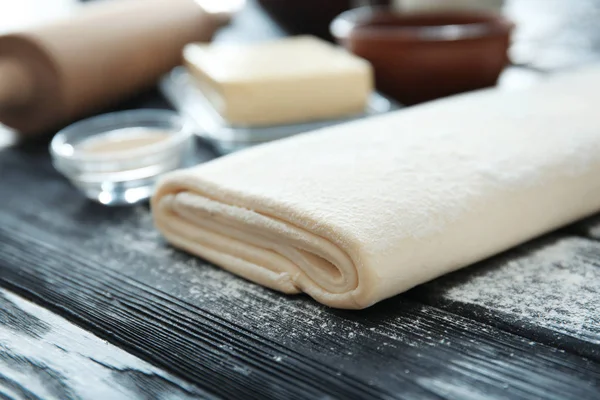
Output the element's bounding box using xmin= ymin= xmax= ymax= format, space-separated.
xmin=331 ymin=7 xmax=514 ymax=104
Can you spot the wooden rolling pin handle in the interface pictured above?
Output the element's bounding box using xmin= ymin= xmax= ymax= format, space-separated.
xmin=0 ymin=60 xmax=34 ymax=109
xmin=0 ymin=0 xmax=237 ymax=136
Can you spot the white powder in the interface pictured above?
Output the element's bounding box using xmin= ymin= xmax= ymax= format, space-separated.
xmin=439 ymin=237 xmax=600 ymax=343
xmin=81 ymin=205 xmax=599 ymax=347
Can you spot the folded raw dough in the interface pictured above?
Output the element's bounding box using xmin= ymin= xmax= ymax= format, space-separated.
xmin=152 ymin=67 xmax=600 ymax=309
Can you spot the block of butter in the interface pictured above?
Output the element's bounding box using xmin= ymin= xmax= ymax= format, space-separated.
xmin=183 ymin=36 xmax=373 ymax=127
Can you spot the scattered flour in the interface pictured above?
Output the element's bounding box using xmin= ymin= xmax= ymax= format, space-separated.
xmin=439 ymin=237 xmax=600 ymax=343
xmin=61 ymin=203 xmax=600 ymax=360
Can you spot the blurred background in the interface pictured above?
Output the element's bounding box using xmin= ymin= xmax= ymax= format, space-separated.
xmin=3 ymin=0 xmax=599 ymax=67
xmin=2 ymin=0 xmax=600 ymax=150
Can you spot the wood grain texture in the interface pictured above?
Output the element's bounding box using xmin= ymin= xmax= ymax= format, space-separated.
xmin=1 ymin=145 xmax=600 ymax=399
xmin=1 ymin=1 xmax=600 ymax=398
xmin=413 ymin=235 xmax=600 ymax=361
xmin=0 ymin=289 xmax=214 ymax=400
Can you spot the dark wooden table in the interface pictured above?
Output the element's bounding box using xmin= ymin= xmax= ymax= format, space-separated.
xmin=1 ymin=1 xmax=600 ymax=399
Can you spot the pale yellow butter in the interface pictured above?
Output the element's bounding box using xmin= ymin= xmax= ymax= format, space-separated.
xmin=183 ymin=36 xmax=373 ymax=127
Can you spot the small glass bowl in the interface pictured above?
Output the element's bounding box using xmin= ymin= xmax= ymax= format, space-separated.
xmin=50 ymin=109 xmax=194 ymax=206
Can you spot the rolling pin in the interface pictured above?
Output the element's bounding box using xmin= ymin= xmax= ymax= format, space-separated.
xmin=0 ymin=0 xmax=235 ymax=136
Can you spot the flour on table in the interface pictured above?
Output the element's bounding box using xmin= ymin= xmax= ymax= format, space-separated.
xmin=437 ymin=237 xmax=600 ymax=343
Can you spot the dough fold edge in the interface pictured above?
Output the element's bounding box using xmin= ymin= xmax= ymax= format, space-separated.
xmin=151 ymin=173 xmax=376 ymax=309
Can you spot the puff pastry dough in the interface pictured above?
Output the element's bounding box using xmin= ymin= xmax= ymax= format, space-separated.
xmin=152 ymin=67 xmax=600 ymax=309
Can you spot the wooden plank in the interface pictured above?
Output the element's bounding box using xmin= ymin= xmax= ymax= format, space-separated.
xmin=0 ymin=288 xmax=213 ymax=400
xmin=1 ymin=146 xmax=600 ymax=399
xmin=412 ymin=235 xmax=600 ymax=361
